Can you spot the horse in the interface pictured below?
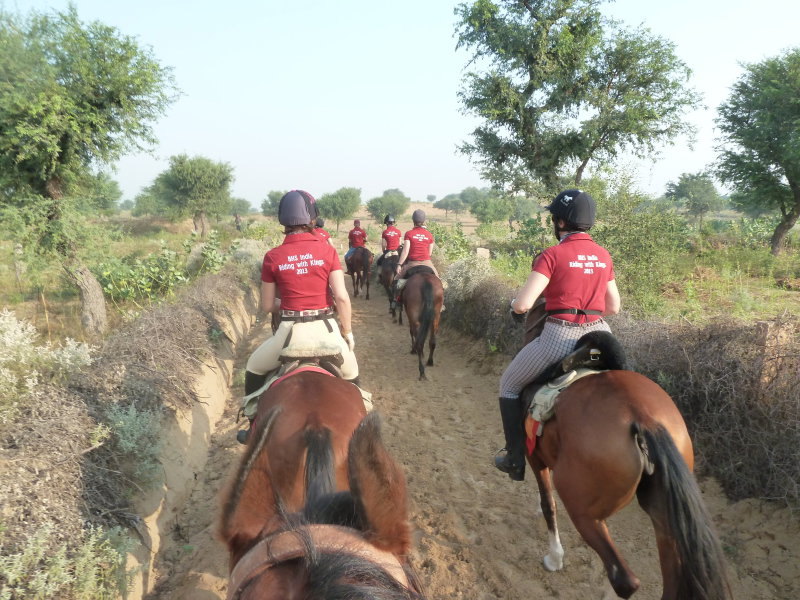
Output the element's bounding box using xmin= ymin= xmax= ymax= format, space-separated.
xmin=220 ymin=370 xmax=367 ymax=562
xmin=346 ymin=246 xmax=373 ymax=299
xmin=516 ymin=319 xmax=732 ymax=599
xmin=400 ymin=268 xmax=443 ymax=380
xmin=219 ymin=411 xmax=426 ymax=599
xmin=378 ymin=252 xmax=401 ymax=320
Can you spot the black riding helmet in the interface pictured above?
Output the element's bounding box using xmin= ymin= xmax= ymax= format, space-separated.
xmin=278 ymin=190 xmax=318 ymax=226
xmin=384 ymin=214 xmax=395 ymax=225
xmin=546 ymin=189 xmax=595 ymax=229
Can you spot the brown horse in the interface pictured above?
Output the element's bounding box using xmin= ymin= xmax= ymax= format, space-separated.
xmin=378 ymin=252 xmax=401 ymax=320
xmin=400 ymin=269 xmax=443 ymax=380
xmin=346 ymin=246 xmax=373 ymax=299
xmin=219 ymin=411 xmax=426 ymax=599
xmin=517 ymin=328 xmax=731 ymax=599
xmin=219 ymin=370 xmax=366 ymax=566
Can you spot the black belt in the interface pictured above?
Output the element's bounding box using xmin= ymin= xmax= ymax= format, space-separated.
xmin=546 ymin=316 xmax=603 ymax=328
xmin=280 ymin=308 xmax=334 ymax=322
xmin=547 ymin=308 xmax=603 ymax=316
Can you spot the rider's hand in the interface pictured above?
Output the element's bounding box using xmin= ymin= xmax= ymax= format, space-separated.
xmin=509 ymin=300 xmax=525 ymax=324
xmin=343 ymin=331 xmax=355 ymax=351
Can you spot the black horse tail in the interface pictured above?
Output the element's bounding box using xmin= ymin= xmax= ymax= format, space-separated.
xmin=639 ymin=425 xmax=731 ymax=600
xmin=303 ymin=426 xmax=336 ymax=505
xmin=414 ymin=279 xmax=434 ymax=356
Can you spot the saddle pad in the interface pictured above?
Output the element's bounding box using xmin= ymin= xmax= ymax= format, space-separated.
xmin=529 ymin=368 xmax=605 ymax=423
xmin=280 ymin=340 xmax=341 ymax=360
xmin=243 ymin=366 xmax=333 ymax=418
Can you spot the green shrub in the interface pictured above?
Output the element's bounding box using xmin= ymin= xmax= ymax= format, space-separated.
xmin=0 ymin=524 xmax=134 ymax=600
xmin=106 ymin=403 xmax=162 ymax=487
xmin=95 ymin=242 xmax=187 ymax=306
xmin=427 ymin=222 xmax=472 ymax=261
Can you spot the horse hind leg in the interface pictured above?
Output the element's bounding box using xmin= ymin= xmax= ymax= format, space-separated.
xmin=426 ymin=326 xmax=436 ymax=366
xmin=568 ymin=514 xmax=640 ymax=599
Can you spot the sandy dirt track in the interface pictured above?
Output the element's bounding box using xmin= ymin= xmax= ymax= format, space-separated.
xmin=145 ymin=283 xmax=800 ymax=600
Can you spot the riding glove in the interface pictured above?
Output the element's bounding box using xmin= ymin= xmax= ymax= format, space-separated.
xmin=509 ymin=303 xmax=525 ymax=324
xmin=344 ymin=332 xmax=355 ymax=351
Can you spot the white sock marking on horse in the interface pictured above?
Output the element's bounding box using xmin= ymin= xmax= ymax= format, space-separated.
xmin=542 ymin=530 xmax=564 ymax=571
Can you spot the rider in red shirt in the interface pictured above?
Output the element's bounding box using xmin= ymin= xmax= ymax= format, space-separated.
xmin=376 ymin=214 xmax=402 ymax=267
xmin=314 ymin=217 xmax=335 ymax=247
xmin=345 ymin=219 xmax=368 ymax=273
xmin=494 ymin=190 xmax=621 ymax=481
xmin=239 ymin=190 xmax=360 ymax=443
xmin=394 ymin=209 xmax=440 ymax=280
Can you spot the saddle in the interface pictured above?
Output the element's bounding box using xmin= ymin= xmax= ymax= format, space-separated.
xmin=522 ymin=331 xmax=628 ymax=447
xmin=405 ymin=265 xmax=434 ymax=278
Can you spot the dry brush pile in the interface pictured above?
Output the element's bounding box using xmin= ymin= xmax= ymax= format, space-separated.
xmin=0 ymin=266 xmax=253 ymax=599
xmin=442 ymin=255 xmax=800 ymax=510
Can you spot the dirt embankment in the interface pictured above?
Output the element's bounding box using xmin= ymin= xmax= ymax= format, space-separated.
xmin=140 ymin=286 xmax=800 ymax=600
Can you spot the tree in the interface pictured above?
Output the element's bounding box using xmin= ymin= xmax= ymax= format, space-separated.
xmin=230 ymin=198 xmax=252 ymax=216
xmin=434 ymin=194 xmax=463 ymax=219
xmin=119 ymin=199 xmax=134 ymax=212
xmin=74 ymin=172 xmax=123 ymax=215
xmin=455 ymin=0 xmax=699 ymax=192
xmin=426 ymin=194 xmax=437 ymax=203
xmin=716 ymin=48 xmax=800 ymax=255
xmin=665 ymin=172 xmax=723 ymax=229
xmin=366 ymin=188 xmax=411 ymax=222
xmin=0 ymin=6 xmax=177 ymax=337
xmin=317 ymin=187 xmax=361 ymax=233
xmin=470 ymin=195 xmax=513 ymax=224
xmin=149 ymin=155 xmax=234 ymax=237
xmin=261 ymin=190 xmax=286 ymax=217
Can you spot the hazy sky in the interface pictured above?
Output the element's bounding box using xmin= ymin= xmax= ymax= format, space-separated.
xmin=12 ymin=0 xmax=800 ymax=208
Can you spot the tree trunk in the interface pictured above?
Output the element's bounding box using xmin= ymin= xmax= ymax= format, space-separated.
xmin=574 ymin=158 xmax=590 ymax=184
xmin=770 ymin=192 xmax=800 ymax=255
xmin=193 ymin=211 xmax=210 ymax=238
xmin=64 ymin=261 xmax=108 ymax=339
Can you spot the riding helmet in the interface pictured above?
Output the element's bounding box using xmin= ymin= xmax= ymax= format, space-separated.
xmin=546 ymin=189 xmax=595 ymax=229
xmin=412 ymin=209 xmax=426 ymax=224
xmin=384 ymin=214 xmax=395 ymax=225
xmin=278 ymin=190 xmax=318 ymax=226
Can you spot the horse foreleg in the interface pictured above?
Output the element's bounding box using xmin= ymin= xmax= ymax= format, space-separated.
xmin=531 ymin=462 xmax=564 ymax=571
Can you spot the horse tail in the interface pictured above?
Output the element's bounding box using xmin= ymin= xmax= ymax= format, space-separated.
xmin=638 ymin=425 xmax=731 ymax=600
xmin=303 ymin=426 xmax=336 ymax=504
xmin=413 ymin=279 xmax=434 ymax=355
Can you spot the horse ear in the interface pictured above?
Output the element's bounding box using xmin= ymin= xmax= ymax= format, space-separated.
xmin=347 ymin=412 xmax=411 ymax=557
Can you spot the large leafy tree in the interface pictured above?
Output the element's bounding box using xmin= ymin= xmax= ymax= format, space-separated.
xmin=0 ymin=6 xmax=177 ymax=337
xmin=470 ymin=194 xmax=513 ymax=224
xmin=261 ymin=190 xmax=286 ymax=217
xmin=366 ymin=188 xmax=411 ymax=222
xmin=715 ymin=49 xmax=800 ymax=255
xmin=317 ymin=187 xmax=361 ymax=233
xmin=149 ymin=155 xmax=234 ymax=237
xmin=455 ymin=0 xmax=699 ymax=192
xmin=665 ymin=172 xmax=724 ymax=228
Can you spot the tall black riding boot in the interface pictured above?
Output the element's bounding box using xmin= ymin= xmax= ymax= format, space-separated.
xmin=494 ymin=396 xmax=526 ymax=481
xmin=237 ymin=371 xmax=268 ymax=445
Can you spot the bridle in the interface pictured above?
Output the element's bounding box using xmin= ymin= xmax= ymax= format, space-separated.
xmin=226 ymin=524 xmax=410 ymax=599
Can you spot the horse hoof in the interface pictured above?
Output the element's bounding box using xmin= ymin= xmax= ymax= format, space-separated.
xmin=426 ymin=359 xmax=434 ymax=366
xmin=542 ymin=554 xmax=563 ymax=572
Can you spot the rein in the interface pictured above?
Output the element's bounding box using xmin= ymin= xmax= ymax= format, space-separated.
xmin=227 ymin=524 xmax=409 ymax=599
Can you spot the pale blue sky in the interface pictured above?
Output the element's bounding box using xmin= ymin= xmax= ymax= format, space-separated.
xmin=11 ymin=0 xmax=800 ymax=207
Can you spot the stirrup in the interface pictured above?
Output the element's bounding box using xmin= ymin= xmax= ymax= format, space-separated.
xmin=494 ymin=448 xmax=524 ymax=481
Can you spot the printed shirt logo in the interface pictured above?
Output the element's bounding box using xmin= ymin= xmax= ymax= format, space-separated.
xmin=278 ymin=252 xmax=324 ymax=275
xmin=568 ymin=253 xmax=607 ymax=275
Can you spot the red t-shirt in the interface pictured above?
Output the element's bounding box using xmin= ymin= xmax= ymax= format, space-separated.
xmin=348 ymin=227 xmax=367 ymax=247
xmin=532 ymin=233 xmax=614 ymax=323
xmin=404 ymin=226 xmax=434 ymax=261
xmin=315 ymin=227 xmax=331 ymax=243
xmin=261 ymin=232 xmax=341 ymax=311
xmin=382 ymin=226 xmax=402 ymax=250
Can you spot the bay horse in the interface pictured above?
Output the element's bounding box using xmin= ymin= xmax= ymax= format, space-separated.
xmin=378 ymin=252 xmax=401 ymax=320
xmin=346 ymin=247 xmax=373 ymax=299
xmin=400 ymin=268 xmax=443 ymax=380
xmin=219 ymin=411 xmax=426 ymax=599
xmin=516 ymin=320 xmax=731 ymax=599
xmin=219 ymin=370 xmax=366 ymax=562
